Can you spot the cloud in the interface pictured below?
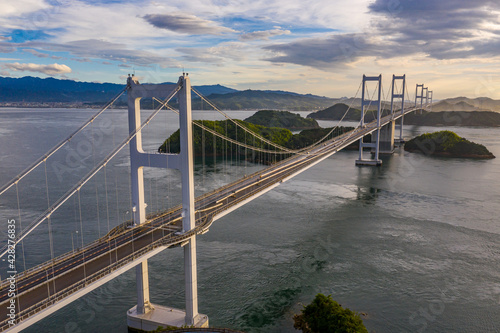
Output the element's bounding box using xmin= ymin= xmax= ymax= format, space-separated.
xmin=71 ymin=57 xmax=92 ymax=63
xmin=263 ymin=0 xmax=500 ymax=69
xmin=4 ymin=62 xmax=72 ymax=75
xmin=0 ymin=0 xmax=48 ymax=18
xmin=143 ymin=13 xmax=236 ymax=35
xmin=264 ymin=33 xmax=375 ymax=68
xmin=177 ymin=42 xmax=246 ymax=63
xmin=25 ymin=39 xmax=179 ymax=67
xmin=0 ymin=70 xmax=10 ymax=76
xmin=240 ymin=29 xmax=291 ymax=41
xmin=23 ymin=48 xmax=49 ymax=58
xmin=0 ymin=45 xmax=16 ymax=53
xmin=368 ymin=0 xmax=500 ymax=59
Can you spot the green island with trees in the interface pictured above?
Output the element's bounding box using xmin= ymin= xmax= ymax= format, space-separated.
xmin=293 ymin=293 xmax=368 ymax=333
xmin=306 ymin=103 xmax=364 ymax=121
xmin=306 ymin=103 xmax=391 ymax=122
xmin=244 ymin=110 xmax=320 ymax=130
xmin=404 ymin=130 xmax=495 ymax=159
xmin=158 ymin=118 xmax=354 ymax=164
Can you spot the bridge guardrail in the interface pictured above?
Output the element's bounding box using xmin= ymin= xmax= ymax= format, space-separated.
xmin=0 ymin=214 xmax=215 ymax=331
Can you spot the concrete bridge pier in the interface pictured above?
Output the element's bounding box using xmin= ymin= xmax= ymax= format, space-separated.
xmin=377 ymin=120 xmax=395 ymax=154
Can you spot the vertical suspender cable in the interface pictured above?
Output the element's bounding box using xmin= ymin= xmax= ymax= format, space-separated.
xmin=78 ymin=189 xmax=86 ymax=281
xmin=92 ymin=120 xmax=101 ymax=238
xmin=202 ymin=119 xmax=206 ymax=186
xmin=115 ymin=171 xmax=120 ymax=225
xmin=213 ymin=116 xmax=217 ymax=173
xmin=15 ymin=183 xmax=26 ymax=271
xmin=225 ymin=119 xmax=228 ymax=176
xmin=104 ymin=165 xmax=111 ymax=234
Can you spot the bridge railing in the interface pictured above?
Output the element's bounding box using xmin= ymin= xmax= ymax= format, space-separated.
xmin=0 ymin=214 xmax=215 ymax=331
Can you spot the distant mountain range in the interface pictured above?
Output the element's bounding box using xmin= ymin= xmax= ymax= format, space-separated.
xmin=192 ymin=90 xmax=335 ymax=110
xmin=0 ymin=76 xmax=123 ymax=103
xmin=0 ymin=76 xmax=238 ymax=105
xmin=431 ymin=97 xmax=500 ymax=112
xmin=0 ymin=76 xmax=336 ymax=110
xmin=3 ymin=76 xmax=500 ymax=112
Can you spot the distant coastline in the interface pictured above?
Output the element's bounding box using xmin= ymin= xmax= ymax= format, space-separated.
xmin=307 ymin=104 xmax=500 ymax=127
xmin=404 ymin=110 xmax=500 ymax=127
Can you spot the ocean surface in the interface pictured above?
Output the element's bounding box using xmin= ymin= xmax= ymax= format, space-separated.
xmin=0 ymin=108 xmax=499 ymax=333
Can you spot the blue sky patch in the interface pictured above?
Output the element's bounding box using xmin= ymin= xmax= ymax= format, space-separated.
xmin=222 ymin=16 xmax=279 ymax=33
xmin=9 ymin=30 xmax=51 ymax=43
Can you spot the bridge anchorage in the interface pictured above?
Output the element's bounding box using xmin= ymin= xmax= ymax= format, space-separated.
xmin=126 ymin=74 xmax=208 ymax=330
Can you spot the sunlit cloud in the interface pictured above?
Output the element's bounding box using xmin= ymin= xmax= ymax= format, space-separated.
xmin=3 ymin=62 xmax=72 ymax=75
xmin=0 ymin=0 xmax=48 ymax=18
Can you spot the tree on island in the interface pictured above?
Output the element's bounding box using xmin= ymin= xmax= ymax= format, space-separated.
xmin=293 ymin=294 xmax=368 ymax=333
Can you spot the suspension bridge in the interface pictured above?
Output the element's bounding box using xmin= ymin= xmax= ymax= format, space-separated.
xmin=0 ymin=74 xmax=433 ymax=332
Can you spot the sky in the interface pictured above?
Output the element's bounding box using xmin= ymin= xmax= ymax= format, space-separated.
xmin=1 ymin=0 xmax=500 ymax=99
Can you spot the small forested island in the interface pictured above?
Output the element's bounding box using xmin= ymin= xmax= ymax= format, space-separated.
xmin=404 ymin=131 xmax=495 ymax=159
xmin=158 ymin=119 xmax=354 ymax=164
xmin=307 ymin=103 xmax=362 ymax=121
xmin=307 ymin=103 xmax=384 ymax=121
xmin=244 ymin=110 xmax=320 ymax=130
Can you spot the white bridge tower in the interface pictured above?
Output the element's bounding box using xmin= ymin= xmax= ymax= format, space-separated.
xmin=392 ymin=75 xmax=406 ymax=143
xmin=126 ymin=74 xmax=208 ymax=331
xmin=356 ymin=74 xmax=383 ymax=166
